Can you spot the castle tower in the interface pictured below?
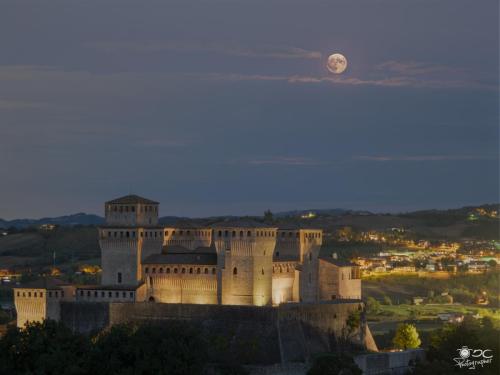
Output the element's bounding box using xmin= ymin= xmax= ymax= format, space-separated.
xmin=213 ymin=223 xmax=277 ymax=306
xmin=275 ymin=228 xmax=323 ymax=302
xmin=98 ymin=195 xmax=163 ymax=286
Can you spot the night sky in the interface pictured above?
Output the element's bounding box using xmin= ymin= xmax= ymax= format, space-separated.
xmin=0 ymin=0 xmax=498 ymax=219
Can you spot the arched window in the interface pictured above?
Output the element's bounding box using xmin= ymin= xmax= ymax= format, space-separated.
xmin=149 ymin=276 xmax=153 ymax=285
xmin=189 ymin=268 xmax=193 ymax=274
xmin=239 ymin=230 xmax=243 ymax=237
xmin=152 ymin=268 xmax=156 ymax=274
xmin=232 ymin=231 xmax=236 ymax=237
xmin=212 ymin=268 xmax=216 ymax=274
xmin=174 ymin=268 xmax=178 ymax=274
xmin=145 ymin=267 xmax=149 ymax=273
xmin=224 ymin=230 xmax=228 ymax=237
xmin=182 ymin=268 xmax=186 ymax=274
xmin=159 ymin=268 xmax=163 ymax=273
xmin=204 ymin=268 xmax=208 ymax=274
xmin=233 ymin=267 xmax=238 ymax=275
xmin=247 ymin=231 xmax=251 ymax=237
xmin=166 ymin=268 xmax=170 ymax=274
xmin=218 ymin=230 xmax=222 ymax=237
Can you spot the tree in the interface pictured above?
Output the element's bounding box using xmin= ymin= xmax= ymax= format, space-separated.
xmin=392 ymin=323 xmax=421 ymax=350
xmin=365 ymin=297 xmax=381 ymax=314
xmin=382 ymin=295 xmax=392 ymax=305
xmin=415 ymin=319 xmax=499 ymax=375
xmin=307 ymin=353 xmax=362 ymax=375
xmin=0 ymin=320 xmax=90 ymax=374
xmin=263 ymin=209 xmax=274 ymax=223
xmin=88 ymin=322 xmax=208 ymax=375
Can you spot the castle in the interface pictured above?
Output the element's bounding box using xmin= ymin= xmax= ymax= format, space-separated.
xmin=14 ymin=194 xmax=362 ymax=329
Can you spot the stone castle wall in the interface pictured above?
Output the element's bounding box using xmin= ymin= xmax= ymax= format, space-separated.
xmin=148 ymin=275 xmax=218 ymax=304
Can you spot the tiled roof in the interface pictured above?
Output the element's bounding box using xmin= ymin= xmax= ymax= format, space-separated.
xmin=144 ymin=247 xmax=217 ymax=265
xmin=273 ymin=255 xmax=300 ymax=262
xmin=106 ymin=195 xmax=159 ymax=205
xmin=212 ymin=219 xmax=277 ymax=229
xmin=15 ymin=278 xmax=68 ymax=290
xmin=319 ymin=257 xmax=356 ymax=267
xmin=76 ymin=282 xmax=144 ymax=291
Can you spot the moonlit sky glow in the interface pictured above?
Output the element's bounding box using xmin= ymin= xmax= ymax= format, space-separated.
xmin=0 ymin=0 xmax=498 ymax=219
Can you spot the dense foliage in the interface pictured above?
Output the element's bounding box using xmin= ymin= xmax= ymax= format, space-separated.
xmin=412 ymin=318 xmax=499 ymax=375
xmin=0 ymin=320 xmax=209 ymax=375
xmin=307 ymin=353 xmax=362 ymax=375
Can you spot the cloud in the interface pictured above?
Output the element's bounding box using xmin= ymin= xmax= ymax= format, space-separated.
xmin=375 ymin=61 xmax=462 ymax=76
xmin=354 ymin=155 xmax=496 ymax=162
xmin=198 ymin=72 xmax=496 ymax=90
xmin=0 ymin=99 xmax=51 ymax=110
xmin=87 ymin=41 xmax=322 ymax=60
xmin=245 ymin=157 xmax=324 ymax=166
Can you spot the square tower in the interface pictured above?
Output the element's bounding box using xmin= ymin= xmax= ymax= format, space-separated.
xmin=99 ymin=195 xmax=163 ymax=286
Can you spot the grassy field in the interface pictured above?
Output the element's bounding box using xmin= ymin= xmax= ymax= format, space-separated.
xmin=363 ymin=271 xmax=500 ymax=306
xmin=367 ymin=303 xmax=500 ymax=323
xmin=0 ymin=226 xmax=100 ymax=270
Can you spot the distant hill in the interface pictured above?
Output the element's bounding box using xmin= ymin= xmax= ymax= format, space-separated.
xmin=0 ymin=213 xmax=104 ymax=229
xmin=274 ymin=208 xmax=372 ymax=218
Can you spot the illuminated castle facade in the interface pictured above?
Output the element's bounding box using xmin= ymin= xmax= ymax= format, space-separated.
xmin=14 ymin=195 xmax=362 ymax=327
xmin=97 ymin=195 xmax=361 ymax=306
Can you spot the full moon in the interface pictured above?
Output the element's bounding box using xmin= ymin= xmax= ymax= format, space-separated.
xmin=327 ymin=53 xmax=347 ymax=74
